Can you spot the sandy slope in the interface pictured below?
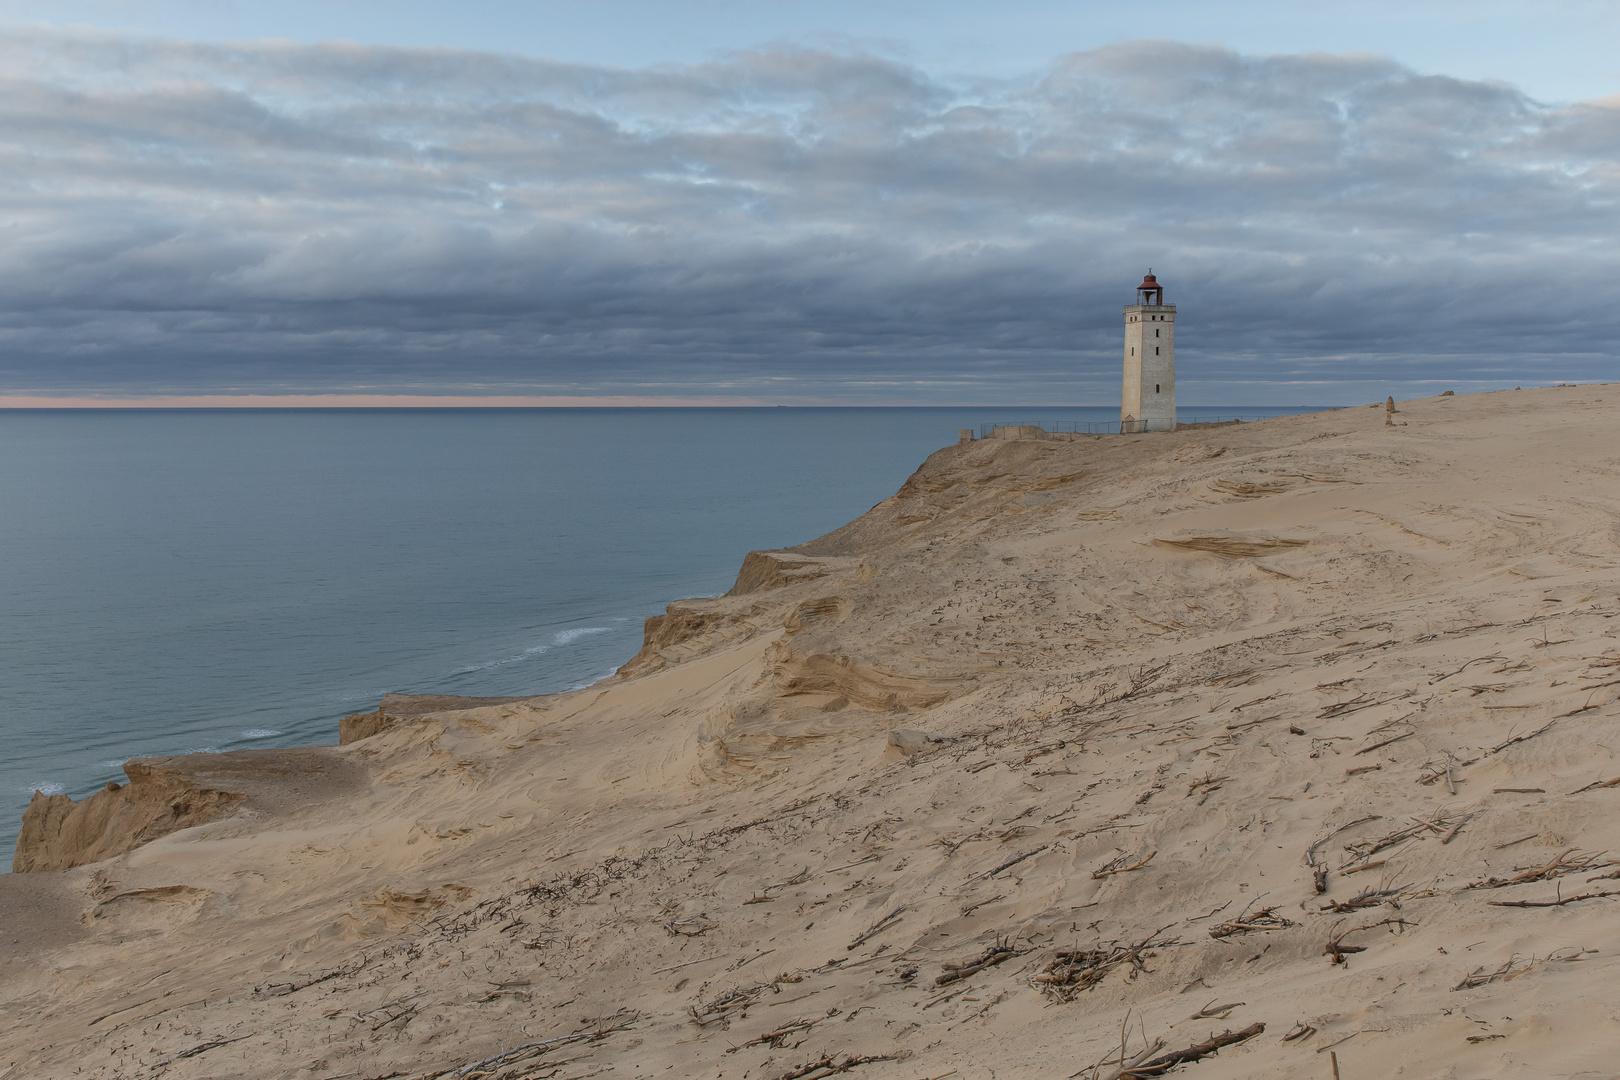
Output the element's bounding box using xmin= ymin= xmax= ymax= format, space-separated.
xmin=4 ymin=385 xmax=1620 ymax=1080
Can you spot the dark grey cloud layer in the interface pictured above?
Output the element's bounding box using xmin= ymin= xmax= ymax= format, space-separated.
xmin=1 ymin=30 xmax=1616 ymax=401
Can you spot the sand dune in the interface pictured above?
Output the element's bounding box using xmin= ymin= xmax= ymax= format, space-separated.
xmin=5 ymin=385 xmax=1620 ymax=1079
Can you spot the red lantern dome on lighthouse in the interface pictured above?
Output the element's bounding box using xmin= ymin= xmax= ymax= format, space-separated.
xmin=1135 ymin=271 xmax=1164 ymax=306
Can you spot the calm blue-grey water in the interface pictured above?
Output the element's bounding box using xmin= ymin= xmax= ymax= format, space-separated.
xmin=0 ymin=405 xmax=1320 ymax=841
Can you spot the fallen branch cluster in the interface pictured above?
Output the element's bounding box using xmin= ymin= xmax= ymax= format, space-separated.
xmin=1305 ymin=815 xmax=1379 ymax=890
xmin=1208 ymin=906 xmax=1293 ymax=939
xmin=689 ymin=983 xmax=770 ymax=1028
xmin=1324 ymin=917 xmax=1415 ymax=964
xmin=730 ymin=1008 xmax=839 ymax=1051
xmin=937 ymin=823 xmax=1034 ymax=855
xmin=1462 ymin=848 xmax=1608 ymax=891
xmin=1340 ymin=811 xmax=1466 ymax=869
xmin=1452 ymin=955 xmax=1534 ymax=990
xmin=252 ymin=954 xmax=369 ymax=999
xmin=769 ymin=1052 xmax=905 ymax=1080
xmin=1320 ymin=692 xmax=1402 ymax=719
xmin=1320 ymin=886 xmax=1405 ymax=914
xmin=440 ymin=1011 xmax=638 ymax=1079
xmin=1031 ymin=925 xmax=1176 ymax=1001
xmin=935 ymin=937 xmax=1021 ymax=986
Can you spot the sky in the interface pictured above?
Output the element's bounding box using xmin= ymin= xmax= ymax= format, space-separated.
xmin=0 ymin=1 xmax=1617 ymax=405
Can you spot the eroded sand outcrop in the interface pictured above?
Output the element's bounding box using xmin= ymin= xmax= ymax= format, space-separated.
xmin=4 ymin=386 xmax=1620 ymax=1080
xmin=13 ymin=748 xmax=367 ymax=872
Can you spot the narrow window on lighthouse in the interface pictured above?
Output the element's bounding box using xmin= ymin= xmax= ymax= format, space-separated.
xmin=1155 ymin=347 xmax=1160 ymax=355
xmin=1155 ymin=329 xmax=1160 ymax=337
xmin=1155 ymin=384 xmax=1160 ymax=393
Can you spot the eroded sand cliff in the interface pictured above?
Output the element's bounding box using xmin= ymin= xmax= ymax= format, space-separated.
xmin=3 ymin=386 xmax=1619 ymax=1079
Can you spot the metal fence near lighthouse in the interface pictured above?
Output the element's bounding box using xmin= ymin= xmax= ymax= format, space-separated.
xmin=978 ymin=415 xmax=1276 ymax=439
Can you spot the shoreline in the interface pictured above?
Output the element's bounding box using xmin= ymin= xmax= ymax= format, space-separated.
xmin=1 ymin=404 xmax=1330 ymax=837
xmin=6 ymin=384 xmax=1620 ymax=1079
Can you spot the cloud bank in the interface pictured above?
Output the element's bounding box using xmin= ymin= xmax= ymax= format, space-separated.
xmin=0 ymin=29 xmax=1615 ymax=403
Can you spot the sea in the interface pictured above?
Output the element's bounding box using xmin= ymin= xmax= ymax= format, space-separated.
xmin=0 ymin=405 xmax=1321 ymax=845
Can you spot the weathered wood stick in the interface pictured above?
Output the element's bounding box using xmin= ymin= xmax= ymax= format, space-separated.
xmin=1355 ymin=731 xmax=1415 ymax=755
xmin=1121 ymin=1022 xmax=1265 ymax=1077
xmin=846 ymin=906 xmax=905 ymax=950
xmin=934 ymin=948 xmax=1014 ymax=986
xmin=1489 ymin=717 xmax=1561 ymax=756
xmin=1095 ymin=1038 xmax=1167 ymax=1080
xmin=651 ymin=955 xmax=719 ymax=975
xmin=1094 ymin=851 xmax=1157 ymax=880
xmin=1430 ymin=656 xmax=1509 ymax=684
xmin=983 ymin=844 xmax=1050 ymax=880
xmin=154 ymin=1034 xmax=251 ymax=1067
xmin=822 ymin=854 xmax=881 ymax=875
xmin=1488 ymin=888 xmax=1620 ymax=908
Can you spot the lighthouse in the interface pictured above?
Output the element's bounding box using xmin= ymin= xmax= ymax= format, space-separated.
xmin=1121 ymin=271 xmax=1176 ymax=433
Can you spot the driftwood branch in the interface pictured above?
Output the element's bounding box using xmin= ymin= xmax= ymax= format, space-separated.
xmin=252 ymin=955 xmax=367 ymax=999
xmin=983 ymin=845 xmax=1051 ymax=880
xmin=1462 ymin=848 xmax=1608 ymax=891
xmin=1324 ymin=918 xmax=1414 ymax=963
xmin=1430 ymin=656 xmax=1508 ymax=684
xmin=847 ymin=906 xmax=905 ymax=950
xmin=1320 ymin=886 xmax=1404 ymax=914
xmin=1488 ymin=888 xmax=1620 ymax=908
xmin=451 ymin=1011 xmax=638 ymax=1076
xmin=1452 ymin=955 xmax=1532 ymax=990
xmin=935 ymin=938 xmax=1020 ymax=986
xmin=1208 ymin=908 xmax=1293 ymax=938
xmin=1489 ymin=717 xmax=1561 ymax=755
xmin=1355 ymin=731 xmax=1415 ymax=756
xmin=154 ymin=1034 xmax=251 ymax=1066
xmin=1093 ymin=851 xmax=1158 ymax=880
xmin=1120 ymin=1022 xmax=1265 ymax=1077
xmin=1032 ymin=925 xmax=1178 ymax=1001
xmin=770 ymin=1052 xmax=904 ymax=1080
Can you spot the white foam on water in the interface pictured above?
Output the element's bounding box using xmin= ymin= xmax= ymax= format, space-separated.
xmin=25 ymin=781 xmax=66 ymax=797
xmin=567 ymin=666 xmax=621 ymax=691
xmin=241 ymin=729 xmax=282 ymax=739
xmin=335 ymin=688 xmax=392 ymax=702
xmin=447 ymin=626 xmax=613 ymax=679
xmin=452 ymin=642 xmax=550 ymax=675
xmin=552 ymin=627 xmax=611 ymax=645
xmin=99 ymin=759 xmax=128 ymax=768
xmin=183 ymin=746 xmax=224 ymax=755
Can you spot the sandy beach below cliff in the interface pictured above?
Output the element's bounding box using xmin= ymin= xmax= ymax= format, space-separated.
xmin=4 ymin=384 xmax=1620 ymax=1080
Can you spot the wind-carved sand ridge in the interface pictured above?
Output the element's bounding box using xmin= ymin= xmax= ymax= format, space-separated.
xmin=4 ymin=385 xmax=1620 ymax=1079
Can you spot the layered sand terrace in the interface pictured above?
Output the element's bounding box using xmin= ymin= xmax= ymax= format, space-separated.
xmin=3 ymin=385 xmax=1620 ymax=1079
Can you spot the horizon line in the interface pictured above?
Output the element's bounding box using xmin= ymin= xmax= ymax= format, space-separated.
xmin=0 ymin=394 xmax=1347 ymax=410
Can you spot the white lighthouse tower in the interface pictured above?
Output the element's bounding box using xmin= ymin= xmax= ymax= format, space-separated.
xmin=1121 ymin=271 xmax=1176 ymax=433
